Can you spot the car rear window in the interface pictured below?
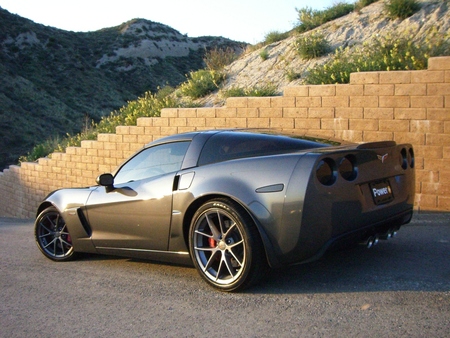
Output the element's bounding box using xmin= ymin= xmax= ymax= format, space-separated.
xmin=198 ymin=132 xmax=327 ymax=166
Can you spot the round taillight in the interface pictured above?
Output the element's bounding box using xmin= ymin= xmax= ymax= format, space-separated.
xmin=408 ymin=148 xmax=415 ymax=168
xmin=339 ymin=155 xmax=357 ymax=181
xmin=316 ymin=158 xmax=337 ymax=186
xmin=400 ymin=148 xmax=408 ymax=170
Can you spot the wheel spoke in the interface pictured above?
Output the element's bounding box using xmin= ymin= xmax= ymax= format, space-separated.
xmin=222 ymin=253 xmax=236 ymax=277
xmin=205 ymin=213 xmax=221 ymax=240
xmin=43 ymin=237 xmax=57 ymax=249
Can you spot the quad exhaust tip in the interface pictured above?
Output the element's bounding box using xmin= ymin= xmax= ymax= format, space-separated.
xmin=361 ymin=228 xmax=399 ymax=248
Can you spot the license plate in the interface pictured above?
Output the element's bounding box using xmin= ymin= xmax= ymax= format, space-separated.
xmin=370 ymin=180 xmax=394 ymax=205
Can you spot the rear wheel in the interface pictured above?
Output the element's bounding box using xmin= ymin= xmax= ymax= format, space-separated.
xmin=35 ymin=207 xmax=76 ymax=261
xmin=189 ymin=199 xmax=268 ymax=291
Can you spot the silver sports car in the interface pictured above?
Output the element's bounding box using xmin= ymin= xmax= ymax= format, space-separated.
xmin=35 ymin=129 xmax=415 ymax=291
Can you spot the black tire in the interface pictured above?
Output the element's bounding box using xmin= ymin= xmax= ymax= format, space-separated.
xmin=189 ymin=198 xmax=268 ymax=291
xmin=35 ymin=206 xmax=76 ymax=261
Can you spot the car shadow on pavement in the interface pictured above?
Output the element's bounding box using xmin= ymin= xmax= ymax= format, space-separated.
xmin=251 ymin=223 xmax=450 ymax=294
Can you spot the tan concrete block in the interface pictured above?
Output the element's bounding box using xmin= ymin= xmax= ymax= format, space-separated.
xmin=169 ymin=118 xmax=187 ymax=127
xmin=438 ymin=196 xmax=450 ymax=211
xmin=380 ymin=71 xmax=411 ymax=84
xmin=283 ymin=108 xmax=308 ymax=118
xmin=237 ymin=108 xmax=259 ymax=118
xmin=294 ymin=118 xmax=320 ymax=129
xmin=308 ymin=108 xmax=334 ymax=118
xmin=364 ymin=108 xmax=393 ymax=119
xmin=428 ymin=56 xmax=450 ymax=70
xmin=116 ymin=126 xmax=130 ymax=135
xmin=427 ymin=108 xmax=450 ymax=120
xmin=247 ymin=118 xmax=270 ymax=128
xmin=160 ymin=127 xmax=179 ymax=136
xmin=335 ymin=108 xmax=363 ymax=119
xmin=364 ymin=84 xmax=394 ymax=96
xmin=350 ymin=96 xmax=378 ymax=108
xmin=321 ymin=118 xmax=348 ymax=130
xmin=395 ymin=84 xmax=427 ymax=96
xmin=187 ymin=118 xmax=206 ymax=127
xmin=177 ymin=108 xmax=198 ymax=118
xmin=123 ymin=134 xmax=138 ymax=143
xmin=161 ymin=108 xmax=178 ymax=118
xmin=337 ymin=130 xmax=363 ymax=142
xmin=414 ymin=145 xmax=442 ymax=159
xmin=247 ymin=97 xmax=271 ymax=108
xmin=415 ymin=194 xmax=437 ymax=210
xmin=271 ymin=96 xmax=296 ymax=108
xmin=394 ymin=132 xmax=425 ymax=145
xmin=379 ymin=119 xmax=410 ymax=132
xmin=322 ymin=96 xmax=349 ymax=108
xmin=427 ymin=133 xmax=450 ymax=146
xmin=336 ymin=84 xmax=363 ymax=96
xmin=152 ymin=117 xmax=169 ymax=127
xmin=424 ymin=157 xmax=450 ymax=171
xmin=205 ymin=117 xmax=226 ymax=128
xmin=259 ymin=108 xmax=282 ymax=118
xmin=362 ymin=131 xmax=394 ymax=142
xmin=350 ymin=119 xmax=378 ymax=131
xmin=411 ymin=120 xmax=444 ymax=133
xmin=411 ymin=70 xmax=445 ymax=83
xmin=216 ymin=108 xmax=237 ymax=118
xmin=129 ymin=126 xmax=145 ymax=135
xmin=296 ymin=96 xmax=322 ymax=108
xmin=226 ymin=118 xmax=247 ymax=128
xmin=350 ymin=72 xmax=379 ymax=84
xmin=379 ymin=96 xmax=410 ymax=108
xmin=411 ymin=96 xmax=444 ymax=108
xmin=270 ymin=118 xmax=294 ymax=129
xmin=197 ymin=108 xmax=216 ymax=118
xmin=308 ymin=84 xmax=336 ymax=96
xmin=136 ymin=117 xmax=154 ymax=127
xmin=225 ymin=97 xmax=248 ymax=108
xmin=428 ymin=83 xmax=450 ymax=96
xmin=283 ymin=86 xmax=309 ymax=97
xmin=394 ymin=108 xmax=426 ymax=120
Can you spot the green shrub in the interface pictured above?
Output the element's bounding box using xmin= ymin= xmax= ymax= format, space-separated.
xmin=354 ymin=0 xmax=379 ymax=12
xmin=295 ymin=33 xmax=330 ymax=59
xmin=259 ymin=48 xmax=269 ymax=61
xmin=203 ymin=47 xmax=238 ymax=71
xmin=220 ymin=83 xmax=278 ymax=98
xmin=264 ymin=31 xmax=290 ymax=45
xmin=296 ymin=2 xmax=355 ymax=33
xmin=385 ymin=0 xmax=421 ymax=19
xmin=179 ymin=69 xmax=225 ymax=99
xmin=304 ymin=31 xmax=450 ymax=85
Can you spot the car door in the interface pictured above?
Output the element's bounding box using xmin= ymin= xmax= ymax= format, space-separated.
xmin=85 ymin=141 xmax=190 ymax=251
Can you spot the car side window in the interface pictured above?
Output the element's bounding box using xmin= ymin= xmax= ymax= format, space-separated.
xmin=114 ymin=141 xmax=190 ymax=184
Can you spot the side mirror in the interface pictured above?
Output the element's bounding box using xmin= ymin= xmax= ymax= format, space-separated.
xmin=96 ymin=173 xmax=114 ymax=189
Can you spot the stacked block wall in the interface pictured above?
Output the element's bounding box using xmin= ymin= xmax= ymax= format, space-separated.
xmin=1 ymin=56 xmax=449 ymax=218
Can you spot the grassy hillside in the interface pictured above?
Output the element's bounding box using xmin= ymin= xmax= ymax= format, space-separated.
xmin=0 ymin=8 xmax=245 ymax=170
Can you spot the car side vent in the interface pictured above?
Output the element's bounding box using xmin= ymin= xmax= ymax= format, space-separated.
xmin=357 ymin=141 xmax=396 ymax=149
xmin=77 ymin=208 xmax=92 ymax=237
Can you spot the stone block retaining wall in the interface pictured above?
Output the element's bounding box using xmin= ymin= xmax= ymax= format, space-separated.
xmin=1 ymin=56 xmax=449 ymax=218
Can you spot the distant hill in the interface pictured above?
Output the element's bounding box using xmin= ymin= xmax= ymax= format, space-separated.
xmin=0 ymin=7 xmax=245 ymax=170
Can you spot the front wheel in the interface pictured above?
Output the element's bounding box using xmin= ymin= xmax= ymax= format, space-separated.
xmin=189 ymin=199 xmax=268 ymax=291
xmin=35 ymin=207 xmax=76 ymax=261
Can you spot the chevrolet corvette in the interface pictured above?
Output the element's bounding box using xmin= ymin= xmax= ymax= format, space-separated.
xmin=34 ymin=129 xmax=415 ymax=291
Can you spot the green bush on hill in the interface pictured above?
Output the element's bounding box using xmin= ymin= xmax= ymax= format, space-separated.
xmin=304 ymin=30 xmax=450 ymax=85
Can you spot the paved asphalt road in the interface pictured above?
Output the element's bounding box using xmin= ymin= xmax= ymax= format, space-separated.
xmin=1 ymin=214 xmax=449 ymax=337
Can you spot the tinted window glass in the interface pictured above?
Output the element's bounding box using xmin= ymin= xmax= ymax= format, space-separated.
xmin=114 ymin=141 xmax=190 ymax=184
xmin=198 ymin=132 xmax=326 ymax=166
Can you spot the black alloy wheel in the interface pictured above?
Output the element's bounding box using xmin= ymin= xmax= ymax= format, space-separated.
xmin=35 ymin=207 xmax=76 ymax=261
xmin=189 ymin=198 xmax=268 ymax=291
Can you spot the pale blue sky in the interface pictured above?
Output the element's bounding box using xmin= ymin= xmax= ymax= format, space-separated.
xmin=0 ymin=0 xmax=341 ymax=43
